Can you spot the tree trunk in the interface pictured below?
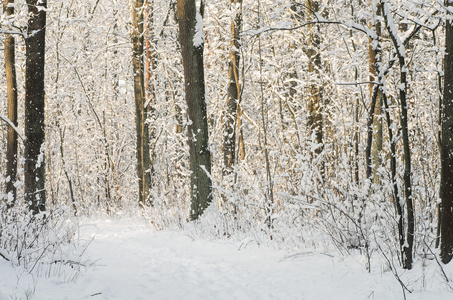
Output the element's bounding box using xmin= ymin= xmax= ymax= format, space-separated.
xmin=399 ymin=54 xmax=414 ymax=270
xmin=440 ymin=0 xmax=453 ymax=264
xmin=24 ymin=0 xmax=47 ymax=214
xmin=132 ymin=0 xmax=152 ymax=206
xmin=257 ymin=0 xmax=273 ymax=227
xmin=237 ymin=105 xmax=245 ymax=160
xmin=223 ymin=0 xmax=242 ymax=176
xmin=371 ymin=96 xmax=382 ymax=184
xmin=381 ymin=1 xmax=414 ymax=269
xmin=4 ymin=0 xmax=18 ymax=207
xmin=365 ymin=1 xmax=382 ymax=182
xmin=177 ymin=0 xmax=213 ymax=220
xmin=368 ymin=3 xmax=383 ymax=184
xmin=306 ymin=0 xmax=323 ymax=169
xmin=145 ymin=0 xmax=157 ymax=187
xmin=383 ymin=93 xmax=404 ymax=266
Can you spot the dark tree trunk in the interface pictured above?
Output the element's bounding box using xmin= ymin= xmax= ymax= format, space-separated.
xmin=381 ymin=1 xmax=414 ymax=269
xmin=4 ymin=0 xmax=18 ymax=207
xmin=368 ymin=2 xmax=383 ymax=184
xmin=132 ymin=0 xmax=152 ymax=206
xmin=440 ymin=0 xmax=453 ymax=264
xmin=365 ymin=2 xmax=382 ymax=182
xmin=399 ymin=55 xmax=414 ymax=270
xmin=177 ymin=0 xmax=213 ymax=220
xmin=383 ymin=93 xmax=404 ymax=265
xmin=24 ymin=0 xmax=47 ymax=214
xmin=305 ymin=0 xmax=323 ymax=173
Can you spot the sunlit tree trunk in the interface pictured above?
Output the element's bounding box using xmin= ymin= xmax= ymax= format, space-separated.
xmin=440 ymin=0 xmax=453 ymax=264
xmin=24 ymin=0 xmax=47 ymax=214
xmin=132 ymin=0 xmax=152 ymax=206
xmin=177 ymin=0 xmax=212 ymax=220
xmin=4 ymin=0 xmax=18 ymax=207
xmin=369 ymin=1 xmax=383 ymax=184
xmin=223 ymin=0 xmax=242 ymax=176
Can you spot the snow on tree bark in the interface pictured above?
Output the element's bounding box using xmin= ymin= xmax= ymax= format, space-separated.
xmin=131 ymin=0 xmax=153 ymax=206
xmin=177 ymin=0 xmax=212 ymax=220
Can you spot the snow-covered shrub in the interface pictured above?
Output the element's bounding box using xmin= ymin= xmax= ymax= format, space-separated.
xmin=0 ymin=204 xmax=87 ymax=282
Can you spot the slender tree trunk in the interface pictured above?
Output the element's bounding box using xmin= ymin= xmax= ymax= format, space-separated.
xmin=383 ymin=93 xmax=404 ymax=265
xmin=435 ymin=28 xmax=443 ymax=249
xmin=177 ymin=0 xmax=213 ymax=220
xmin=257 ymin=0 xmax=273 ymax=227
xmin=365 ymin=84 xmax=379 ymax=180
xmin=371 ymin=96 xmax=382 ymax=183
xmin=223 ymin=0 xmax=242 ymax=176
xmin=306 ymin=0 xmax=323 ymax=170
xmin=4 ymin=0 xmax=18 ymax=207
xmin=132 ymin=0 xmax=152 ymax=206
xmin=440 ymin=0 xmax=453 ymax=264
xmin=57 ymin=121 xmax=77 ymax=216
xmin=350 ymin=3 xmax=360 ymax=187
xmin=237 ymin=105 xmax=245 ymax=160
xmin=399 ymin=54 xmax=414 ymax=270
xmin=145 ymin=0 xmax=156 ymax=188
xmin=25 ymin=0 xmax=47 ymax=214
xmin=365 ymin=1 xmax=382 ymax=181
xmin=381 ymin=1 xmax=414 ymax=269
xmin=369 ymin=3 xmax=383 ymax=184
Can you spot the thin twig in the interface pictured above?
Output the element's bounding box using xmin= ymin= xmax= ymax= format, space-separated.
xmin=374 ymin=231 xmax=412 ymax=300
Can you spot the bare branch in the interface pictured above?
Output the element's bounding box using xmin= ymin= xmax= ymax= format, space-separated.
xmin=0 ymin=114 xmax=25 ymax=141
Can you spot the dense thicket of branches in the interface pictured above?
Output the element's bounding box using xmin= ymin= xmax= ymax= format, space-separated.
xmin=1 ymin=0 xmax=452 ymax=269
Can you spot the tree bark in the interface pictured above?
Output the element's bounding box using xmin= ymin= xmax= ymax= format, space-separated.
xmin=365 ymin=1 xmax=382 ymax=182
xmin=381 ymin=0 xmax=414 ymax=269
xmin=4 ymin=0 xmax=18 ymax=207
xmin=145 ymin=0 xmax=157 ymax=186
xmin=132 ymin=0 xmax=152 ymax=206
xmin=383 ymin=93 xmax=404 ymax=266
xmin=223 ymin=0 xmax=242 ymax=176
xmin=440 ymin=0 xmax=453 ymax=264
xmin=369 ymin=2 xmax=383 ymax=184
xmin=24 ymin=0 xmax=47 ymax=214
xmin=306 ymin=0 xmax=323 ymax=171
xmin=177 ymin=0 xmax=213 ymax=220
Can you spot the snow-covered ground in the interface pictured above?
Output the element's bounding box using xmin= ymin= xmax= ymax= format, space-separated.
xmin=1 ymin=217 xmax=452 ymax=300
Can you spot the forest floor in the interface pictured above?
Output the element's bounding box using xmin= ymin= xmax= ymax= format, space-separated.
xmin=1 ymin=216 xmax=452 ymax=300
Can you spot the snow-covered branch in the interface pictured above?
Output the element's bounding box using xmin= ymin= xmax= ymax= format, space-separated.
xmin=0 ymin=114 xmax=25 ymax=141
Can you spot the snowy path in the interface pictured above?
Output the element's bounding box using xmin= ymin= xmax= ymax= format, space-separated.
xmin=1 ymin=217 xmax=451 ymax=299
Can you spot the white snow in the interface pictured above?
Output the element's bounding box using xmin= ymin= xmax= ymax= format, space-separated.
xmin=1 ymin=217 xmax=452 ymax=300
xmin=193 ymin=10 xmax=204 ymax=47
xmin=382 ymin=1 xmax=406 ymax=59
